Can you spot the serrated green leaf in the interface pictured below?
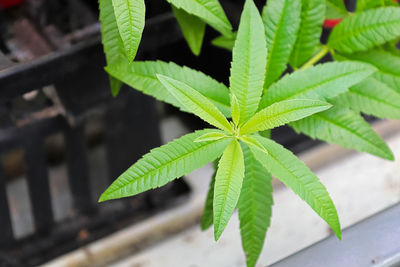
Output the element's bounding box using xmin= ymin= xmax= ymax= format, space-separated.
xmin=214 ymin=139 xmax=245 ymax=240
xmin=99 ymin=0 xmax=127 ymax=96
xmin=290 ymin=0 xmax=325 ymax=68
xmin=111 ymin=0 xmax=145 ymax=62
xmin=325 ymin=0 xmax=347 ymax=19
xmin=212 ymin=33 xmax=236 ymax=51
xmin=167 ymin=0 xmax=232 ymax=37
xmin=250 ymin=135 xmax=341 ymax=239
xmin=356 ymin=0 xmax=398 ymax=12
xmin=172 ymin=6 xmax=206 ymax=56
xmin=262 ymin=0 xmax=301 ymax=89
xmin=373 ymin=72 xmax=400 ymax=94
xmin=99 ymin=129 xmax=231 ymax=201
xmin=260 ymin=62 xmax=376 ymax=109
xmin=230 ymin=94 xmax=240 ymax=126
xmin=331 ymin=77 xmax=400 ymax=120
xmin=106 ymin=61 xmax=231 ymax=116
xmin=241 ymin=99 xmax=332 ymax=134
xmin=328 ymin=7 xmax=400 ymax=53
xmin=157 ymin=75 xmax=233 ymax=132
xmin=336 ymin=49 xmax=400 ymax=78
xmin=195 ymin=132 xmax=229 ymax=142
xmin=238 ymin=145 xmax=273 ymax=267
xmin=201 ymin=166 xmax=217 ymax=230
xmin=230 ymin=0 xmax=267 ymax=123
xmin=290 ymin=106 xmax=394 ymax=160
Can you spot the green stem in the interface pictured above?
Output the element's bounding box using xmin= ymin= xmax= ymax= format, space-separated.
xmin=300 ymin=46 xmax=330 ymax=70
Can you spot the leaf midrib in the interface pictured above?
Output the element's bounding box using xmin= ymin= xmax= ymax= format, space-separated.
xmin=349 ymin=89 xmax=400 ymax=110
xmin=215 ymin=141 xmax=240 ymax=230
xmin=243 ymin=104 xmax=325 ymax=133
xmin=108 ymin=68 xmax=231 ymax=110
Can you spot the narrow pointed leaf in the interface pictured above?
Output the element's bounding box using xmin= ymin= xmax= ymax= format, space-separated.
xmin=250 ymin=135 xmax=341 ymax=239
xmin=328 ymin=7 xmax=400 ymax=53
xmin=260 ymin=62 xmax=376 ymax=109
xmin=331 ymin=78 xmax=400 ymax=120
xmin=195 ymin=132 xmax=229 ymax=143
xmin=262 ymin=0 xmax=301 ymax=89
xmin=99 ymin=129 xmax=231 ymax=201
xmin=290 ymin=107 xmax=394 ymax=160
xmin=99 ymin=0 xmax=127 ymax=96
xmin=242 ymin=99 xmax=331 ymax=134
xmin=214 ymin=140 xmax=245 ymax=240
xmin=157 ymin=75 xmax=232 ymax=132
xmin=106 ymin=61 xmax=231 ymax=116
xmin=336 ymin=49 xmax=400 ymax=79
xmin=238 ymin=145 xmax=273 ymax=267
xmin=373 ymin=72 xmax=400 ymax=94
xmin=167 ymin=0 xmax=232 ymax=37
xmin=111 ymin=0 xmax=145 ymax=62
xmin=110 ymin=75 xmax=123 ymax=97
xmin=290 ymin=0 xmax=325 ymax=68
xmin=325 ymin=0 xmax=347 ymax=19
xmin=201 ymin=168 xmax=217 ymax=230
xmin=172 ymin=6 xmax=206 ymax=56
xmin=230 ymin=0 xmax=267 ymax=123
xmin=212 ymin=33 xmax=236 ymax=51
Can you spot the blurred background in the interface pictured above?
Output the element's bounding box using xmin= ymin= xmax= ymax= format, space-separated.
xmin=0 ymin=0 xmax=399 ymax=266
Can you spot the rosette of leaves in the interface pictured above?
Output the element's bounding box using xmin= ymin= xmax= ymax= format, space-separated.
xmin=99 ymin=0 xmax=400 ymax=266
xmin=100 ymin=1 xmax=344 ymax=266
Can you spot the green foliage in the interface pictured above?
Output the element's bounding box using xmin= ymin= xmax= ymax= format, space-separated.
xmin=328 ymin=7 xmax=400 ymax=53
xmin=260 ymin=61 xmax=376 ymax=109
xmin=356 ymin=0 xmax=398 ymax=12
xmin=99 ymin=129 xmax=231 ymax=201
xmin=331 ymin=78 xmax=400 ymax=120
xmin=111 ymin=0 xmax=145 ymax=62
xmin=230 ymin=0 xmax=267 ymax=122
xmin=106 ymin=61 xmax=231 ymax=116
xmin=290 ymin=106 xmax=394 ymax=160
xmin=213 ymin=139 xmax=245 ymax=240
xmin=201 ymin=163 xmax=217 ymax=230
xmin=238 ymin=146 xmax=273 ymax=267
xmin=250 ymin=135 xmax=341 ymax=239
xmin=157 ymin=75 xmax=233 ymax=132
xmin=98 ymin=0 xmax=400 ymax=266
xmin=167 ymin=0 xmax=232 ymax=37
xmin=325 ymin=0 xmax=348 ymax=19
xmin=262 ymin=0 xmax=301 ymax=89
xmin=241 ymin=99 xmax=332 ymax=134
xmin=290 ymin=0 xmax=325 ymax=68
xmin=172 ymin=6 xmax=206 ymax=56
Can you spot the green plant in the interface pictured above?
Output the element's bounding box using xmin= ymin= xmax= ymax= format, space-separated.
xmin=98 ymin=0 xmax=400 ymax=266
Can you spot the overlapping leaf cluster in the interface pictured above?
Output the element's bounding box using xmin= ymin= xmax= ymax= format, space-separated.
xmin=98 ymin=0 xmax=400 ymax=266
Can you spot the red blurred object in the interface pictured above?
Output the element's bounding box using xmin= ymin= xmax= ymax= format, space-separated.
xmin=323 ymin=19 xmax=342 ymax=28
xmin=0 ymin=0 xmax=24 ymax=9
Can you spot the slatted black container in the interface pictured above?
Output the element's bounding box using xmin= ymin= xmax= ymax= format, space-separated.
xmin=0 ymin=3 xmax=190 ymax=265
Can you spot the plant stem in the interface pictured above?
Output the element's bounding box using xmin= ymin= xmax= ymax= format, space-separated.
xmin=300 ymin=46 xmax=330 ymax=70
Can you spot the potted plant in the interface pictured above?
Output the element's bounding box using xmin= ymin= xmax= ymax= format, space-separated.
xmin=97 ymin=0 xmax=400 ymax=266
